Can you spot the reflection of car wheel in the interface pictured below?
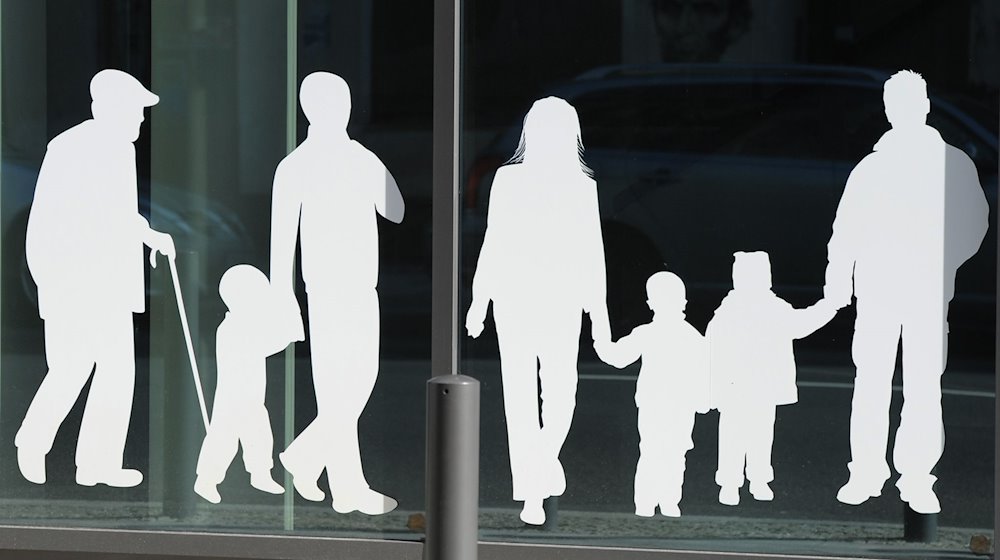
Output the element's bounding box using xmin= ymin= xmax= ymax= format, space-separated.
xmin=602 ymin=221 xmax=664 ymax=337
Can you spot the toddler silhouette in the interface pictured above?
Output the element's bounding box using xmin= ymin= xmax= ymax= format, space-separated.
xmin=595 ymin=271 xmax=709 ymax=517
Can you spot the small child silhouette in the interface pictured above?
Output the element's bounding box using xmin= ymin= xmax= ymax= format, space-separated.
xmin=707 ymin=251 xmax=835 ymax=506
xmin=194 ymin=265 xmax=289 ymax=504
xmin=595 ymin=271 xmax=709 ymax=517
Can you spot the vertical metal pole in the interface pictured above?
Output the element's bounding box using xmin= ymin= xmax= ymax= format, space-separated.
xmin=426 ymin=375 xmax=479 ymax=560
xmin=429 ymin=0 xmax=475 ymax=556
xmin=993 ymin=109 xmax=999 ymax=554
xmin=432 ymin=0 xmax=459 ymax=377
xmin=283 ymin=0 xmax=298 ymax=533
xmin=903 ymin=505 xmax=938 ymax=543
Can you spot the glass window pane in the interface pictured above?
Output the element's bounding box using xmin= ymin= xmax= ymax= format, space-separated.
xmin=460 ymin=1 xmax=997 ymax=556
xmin=1 ymin=0 xmax=432 ymax=540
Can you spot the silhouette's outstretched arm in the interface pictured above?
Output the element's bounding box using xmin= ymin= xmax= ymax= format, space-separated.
xmin=594 ymin=327 xmax=642 ymax=369
xmin=786 ymin=298 xmax=837 ymax=340
xmin=373 ymin=157 xmax=404 ymax=224
xmin=269 ymin=160 xmax=302 ymax=296
xmin=824 ymin=161 xmax=868 ymax=308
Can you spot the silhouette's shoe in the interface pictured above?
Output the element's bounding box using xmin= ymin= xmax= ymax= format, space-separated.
xmin=76 ymin=468 xmax=143 ymax=488
xmin=17 ymin=447 xmax=45 ymax=485
xmin=279 ymin=451 xmax=324 ymax=502
xmin=548 ymin=458 xmax=566 ymax=497
xmin=836 ymin=478 xmax=883 ymax=506
xmin=900 ymin=487 xmax=941 ymax=514
xmin=719 ymin=486 xmax=740 ymax=506
xmin=250 ymin=472 xmax=285 ymax=495
xmin=194 ymin=477 xmax=221 ymax=504
xmin=750 ymin=481 xmax=774 ymax=501
xmin=634 ymin=503 xmax=655 ymax=517
xmin=333 ymin=488 xmax=398 ymax=515
xmin=520 ymin=499 xmax=545 ymax=525
xmin=659 ymin=503 xmax=681 ymax=518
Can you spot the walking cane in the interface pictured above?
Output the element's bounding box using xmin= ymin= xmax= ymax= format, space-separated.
xmin=166 ymin=254 xmax=210 ymax=430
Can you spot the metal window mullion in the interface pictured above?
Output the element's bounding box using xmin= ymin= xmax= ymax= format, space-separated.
xmin=431 ymin=0 xmax=460 ymax=378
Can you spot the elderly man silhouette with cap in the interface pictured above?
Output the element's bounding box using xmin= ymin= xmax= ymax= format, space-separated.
xmin=825 ymin=70 xmax=988 ymax=514
xmin=270 ymin=72 xmax=403 ymax=514
xmin=16 ymin=69 xmax=175 ymax=487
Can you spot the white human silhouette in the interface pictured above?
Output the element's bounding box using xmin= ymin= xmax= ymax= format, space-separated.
xmin=194 ymin=265 xmax=289 ymax=504
xmin=825 ymin=70 xmax=989 ymax=514
xmin=467 ymin=96 xmax=610 ymax=526
xmin=594 ymin=271 xmax=709 ymax=518
xmin=15 ymin=69 xmax=174 ymax=488
xmin=708 ymin=251 xmax=835 ymax=506
xmin=270 ymin=72 xmax=403 ymax=515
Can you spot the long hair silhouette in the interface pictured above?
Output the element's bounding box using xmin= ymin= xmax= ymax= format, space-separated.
xmin=506 ymin=96 xmax=593 ymax=177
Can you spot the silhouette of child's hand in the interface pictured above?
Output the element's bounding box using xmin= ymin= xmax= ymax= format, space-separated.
xmin=593 ymin=338 xmax=612 ymax=364
xmin=466 ymin=301 xmax=487 ymax=338
xmin=823 ymin=281 xmax=852 ymax=310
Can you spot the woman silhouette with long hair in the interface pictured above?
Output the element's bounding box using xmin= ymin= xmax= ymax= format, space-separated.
xmin=467 ymin=97 xmax=609 ymax=525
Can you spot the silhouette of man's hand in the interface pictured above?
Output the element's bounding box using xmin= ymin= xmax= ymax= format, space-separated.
xmin=466 ymin=300 xmax=487 ymax=338
xmin=148 ymin=231 xmax=176 ymax=268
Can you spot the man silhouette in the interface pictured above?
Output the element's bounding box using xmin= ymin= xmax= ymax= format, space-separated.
xmin=270 ymin=72 xmax=403 ymax=514
xmin=825 ymin=70 xmax=988 ymax=513
xmin=16 ymin=69 xmax=175 ymax=487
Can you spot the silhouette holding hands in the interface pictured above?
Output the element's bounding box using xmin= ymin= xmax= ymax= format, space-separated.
xmin=270 ymin=72 xmax=403 ymax=515
xmin=467 ymin=97 xmax=609 ymax=525
xmin=594 ymin=271 xmax=709 ymax=518
xmin=826 ymin=70 xmax=989 ymax=514
xmin=708 ymin=251 xmax=835 ymax=506
xmin=16 ymin=69 xmax=174 ymax=488
xmin=194 ymin=265 xmax=289 ymax=504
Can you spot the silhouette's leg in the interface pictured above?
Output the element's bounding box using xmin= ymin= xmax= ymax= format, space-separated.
xmin=894 ymin=307 xmax=946 ymax=512
xmin=716 ymin=407 xmax=746 ymax=504
xmin=241 ymin=403 xmax=275 ymax=476
xmin=846 ymin=301 xmax=900 ymax=488
xmin=196 ymin=416 xmax=239 ymax=484
xmin=194 ymin=408 xmax=239 ymax=503
xmin=76 ymin=313 xmax=135 ymax=474
xmin=660 ymin=407 xmax=695 ymax=515
xmin=315 ymin=290 xmax=394 ymax=513
xmin=746 ymin=404 xmax=776 ymax=485
xmin=538 ymin=309 xmax=581 ymax=494
xmin=746 ymin=404 xmax=776 ymax=501
xmin=242 ymin=403 xmax=283 ymax=495
xmin=494 ymin=306 xmax=543 ymax=502
xmin=16 ymin=316 xmax=96 ymax=457
xmin=280 ymin=290 xmax=339 ymax=488
xmin=634 ymin=404 xmax=660 ymax=515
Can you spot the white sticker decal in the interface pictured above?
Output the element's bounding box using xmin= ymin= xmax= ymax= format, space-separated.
xmin=467 ymin=97 xmax=610 ymax=526
xmin=708 ymin=251 xmax=835 ymax=507
xmin=15 ymin=69 xmax=174 ymax=488
xmin=826 ymin=70 xmax=988 ymax=514
xmin=595 ymin=272 xmax=710 ymax=518
xmin=269 ymin=72 xmax=403 ymax=515
xmin=194 ymin=265 xmax=289 ymax=504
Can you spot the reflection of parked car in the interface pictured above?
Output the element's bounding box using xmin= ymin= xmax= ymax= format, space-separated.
xmin=463 ymin=64 xmax=998 ymax=366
